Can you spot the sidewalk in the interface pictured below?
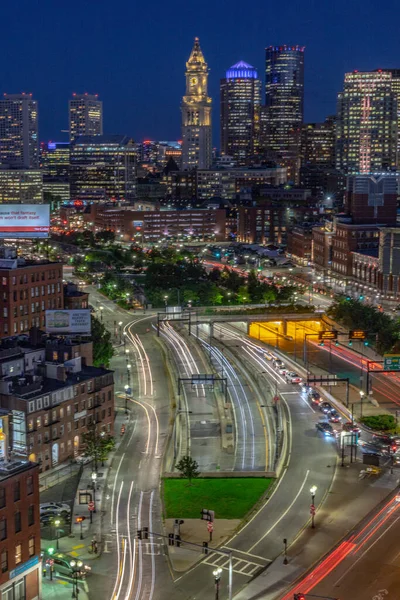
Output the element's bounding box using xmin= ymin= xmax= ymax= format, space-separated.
xmin=42 ymin=574 xmax=89 ymax=600
xmin=41 ymin=407 xmax=129 ymax=562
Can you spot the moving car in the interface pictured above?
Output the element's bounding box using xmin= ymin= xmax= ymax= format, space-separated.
xmin=329 ymin=410 xmax=342 ymax=423
xmin=40 ymin=502 xmax=71 ymax=517
xmin=319 ymin=402 xmax=333 ymax=414
xmin=308 ymin=389 xmax=322 ymax=405
xmin=277 ymin=365 xmax=287 ymax=375
xmin=285 ymin=372 xmax=302 ymax=384
xmin=342 ymin=421 xmax=361 ymax=436
xmin=316 ymin=422 xmax=337 ymax=437
xmin=274 ymin=359 xmax=285 ymax=368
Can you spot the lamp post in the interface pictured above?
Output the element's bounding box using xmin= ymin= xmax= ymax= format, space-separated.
xmin=91 ymin=471 xmax=97 ymax=493
xmin=310 ymin=485 xmax=317 ymax=528
xmin=124 ymin=384 xmax=129 ymax=415
xmin=54 ymin=518 xmax=61 ymax=550
xmin=359 ymin=389 xmax=365 ymax=418
xmin=118 ymin=321 xmax=123 ymax=343
xmin=123 ymin=331 xmax=127 ymax=347
xmin=213 ymin=567 xmax=222 ymax=600
xmin=164 ymin=295 xmax=168 ymax=308
xmin=125 ymin=348 xmax=130 ymax=364
xmin=127 ymin=363 xmax=131 ymax=390
xmin=99 ymin=306 xmax=104 ymax=322
xmin=69 ymin=560 xmax=83 ymax=598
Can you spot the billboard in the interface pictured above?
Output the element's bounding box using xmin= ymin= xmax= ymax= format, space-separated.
xmin=0 ymin=204 xmax=50 ymax=238
xmin=45 ymin=310 xmax=91 ymax=334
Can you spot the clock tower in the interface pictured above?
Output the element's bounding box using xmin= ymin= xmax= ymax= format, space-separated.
xmin=181 ymin=37 xmax=212 ymax=170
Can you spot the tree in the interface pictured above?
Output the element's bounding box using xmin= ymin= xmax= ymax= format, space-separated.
xmin=95 ymin=230 xmax=116 ymax=245
xmin=175 ymin=455 xmax=200 ymax=485
xmin=81 ymin=425 xmax=115 ymax=470
xmin=90 ymin=316 xmax=114 ymax=367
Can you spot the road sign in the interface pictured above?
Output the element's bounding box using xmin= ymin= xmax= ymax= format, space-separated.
xmin=318 ymin=330 xmax=338 ymax=341
xmin=88 ymin=501 xmax=95 ymax=512
xmin=349 ymin=329 xmax=367 ymax=341
xmin=207 ymin=522 xmax=214 ymax=533
xmin=384 ymin=354 xmax=400 ymax=371
xmin=273 ymin=395 xmax=280 ymax=403
xmin=200 ymin=508 xmax=215 ymax=522
xmin=310 ymin=504 xmax=316 ymax=515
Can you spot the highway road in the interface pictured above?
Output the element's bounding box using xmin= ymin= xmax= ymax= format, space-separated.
xmin=281 ymin=491 xmax=400 ymax=600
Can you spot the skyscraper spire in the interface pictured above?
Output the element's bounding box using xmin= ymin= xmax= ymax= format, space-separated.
xmin=181 ymin=38 xmax=212 ymax=170
xmin=187 ymin=37 xmax=206 ymax=70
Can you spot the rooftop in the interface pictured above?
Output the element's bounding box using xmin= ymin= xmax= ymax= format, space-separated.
xmin=226 ymin=61 xmax=258 ymax=80
xmin=72 ymin=134 xmax=134 ymax=147
xmin=0 ymin=458 xmax=37 ymax=481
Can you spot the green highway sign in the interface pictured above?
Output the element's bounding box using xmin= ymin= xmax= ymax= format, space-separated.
xmin=383 ymin=354 xmax=400 ymax=371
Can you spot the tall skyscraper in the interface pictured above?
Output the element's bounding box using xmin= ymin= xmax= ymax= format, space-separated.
xmin=220 ymin=61 xmax=261 ymax=165
xmin=69 ymin=93 xmax=103 ymax=142
xmin=0 ymin=93 xmax=39 ymax=168
xmin=300 ymin=116 xmax=335 ymax=167
xmin=181 ymin=37 xmax=212 ymax=170
xmin=336 ymin=71 xmax=397 ymax=174
xmin=379 ymin=69 xmax=400 ymax=162
xmin=70 ymin=134 xmax=136 ymax=202
xmin=265 ymin=45 xmax=305 ymax=182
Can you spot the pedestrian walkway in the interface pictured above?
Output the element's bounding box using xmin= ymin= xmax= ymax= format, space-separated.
xmin=42 ymin=572 xmax=89 ymax=600
xmin=41 ymin=407 xmax=130 ymax=561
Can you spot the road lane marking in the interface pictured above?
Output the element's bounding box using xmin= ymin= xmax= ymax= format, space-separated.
xmin=222 ymin=547 xmax=272 ymax=562
xmin=110 ymin=453 xmax=125 ymax=526
xmin=248 ymin=469 xmax=310 ymax=552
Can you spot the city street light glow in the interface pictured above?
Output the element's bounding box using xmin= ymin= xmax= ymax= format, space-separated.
xmin=310 ymin=485 xmax=317 ymax=495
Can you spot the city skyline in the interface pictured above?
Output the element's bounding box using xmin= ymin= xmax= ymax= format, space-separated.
xmin=3 ymin=0 xmax=400 ymax=144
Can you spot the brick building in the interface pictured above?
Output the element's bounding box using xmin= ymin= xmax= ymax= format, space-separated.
xmin=0 ymin=335 xmax=114 ymax=472
xmin=286 ymin=225 xmax=314 ymax=265
xmin=312 ymin=225 xmax=334 ymax=271
xmin=64 ymin=283 xmax=89 ymax=310
xmin=0 ymin=255 xmax=63 ymax=338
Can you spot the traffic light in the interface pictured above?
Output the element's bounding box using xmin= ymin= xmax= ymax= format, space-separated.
xmin=143 ymin=527 xmax=149 ymax=540
xmin=335 ymin=340 xmax=339 ymax=347
xmin=359 ymin=295 xmax=364 ymax=300
xmin=293 ymin=594 xmax=305 ymax=600
xmin=364 ymin=340 xmax=369 ymax=346
xmin=47 ymin=547 xmax=55 ymax=555
xmin=202 ymin=541 xmax=209 ymax=555
xmin=319 ymin=341 xmax=324 ymax=347
xmin=137 ymin=529 xmax=142 ymax=540
xmin=168 ymin=533 xmax=174 ymax=546
xmin=348 ymin=340 xmax=353 ymax=347
xmin=75 ymin=516 xmax=85 ymax=523
xmin=175 ymin=535 xmax=181 ymax=548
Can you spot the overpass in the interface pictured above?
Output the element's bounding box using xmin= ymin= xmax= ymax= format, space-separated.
xmin=193 ymin=312 xmax=323 ymax=337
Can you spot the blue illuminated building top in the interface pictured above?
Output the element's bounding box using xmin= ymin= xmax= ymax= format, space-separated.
xmin=226 ymin=61 xmax=258 ymax=80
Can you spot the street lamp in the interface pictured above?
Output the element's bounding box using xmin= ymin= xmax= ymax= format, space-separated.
xmin=118 ymin=321 xmax=123 ymax=343
xmin=125 ymin=348 xmax=130 ymax=363
xmin=99 ymin=306 xmax=104 ymax=322
xmin=124 ymin=384 xmax=129 ymax=415
xmin=91 ymin=471 xmax=97 ymax=492
xmin=310 ymin=485 xmax=317 ymax=528
xmin=54 ymin=518 xmax=61 ymax=550
xmin=70 ymin=560 xmax=83 ymax=598
xmin=359 ymin=389 xmax=365 ymax=418
xmin=213 ymin=567 xmax=222 ymax=600
xmin=164 ymin=295 xmax=168 ymax=308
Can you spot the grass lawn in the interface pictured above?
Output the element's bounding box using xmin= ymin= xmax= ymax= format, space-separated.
xmin=163 ymin=478 xmax=273 ymax=520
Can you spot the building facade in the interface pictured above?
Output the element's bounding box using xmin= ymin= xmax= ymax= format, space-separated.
xmin=181 ymin=38 xmax=212 ymax=170
xmin=0 ymin=257 xmax=63 ymax=337
xmin=0 ymin=171 xmax=43 ymax=204
xmin=265 ymin=46 xmax=305 ymax=182
xmin=300 ymin=116 xmax=335 ymax=167
xmin=69 ymin=94 xmax=103 ymax=143
xmin=0 ymin=95 xmax=39 ymax=169
xmin=0 ymin=336 xmax=114 ymax=471
xmin=286 ymin=225 xmax=313 ymax=265
xmin=196 ymin=166 xmax=287 ymax=201
xmin=70 ymin=135 xmax=136 ymax=203
xmin=336 ymin=71 xmax=397 ymax=174
xmin=0 ymin=458 xmax=41 ymax=600
xmin=220 ymin=61 xmax=261 ymax=165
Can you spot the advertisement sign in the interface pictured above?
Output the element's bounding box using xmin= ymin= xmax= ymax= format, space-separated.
xmin=45 ymin=310 xmax=91 ymax=334
xmin=0 ymin=205 xmax=50 ymax=239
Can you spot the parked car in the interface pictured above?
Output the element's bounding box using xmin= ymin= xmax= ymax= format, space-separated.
xmin=40 ymin=512 xmax=70 ymax=526
xmin=285 ymin=372 xmax=302 ymax=384
xmin=40 ymin=502 xmax=71 ymax=517
xmin=43 ymin=551 xmax=91 ymax=579
xmin=316 ymin=422 xmax=337 ymax=437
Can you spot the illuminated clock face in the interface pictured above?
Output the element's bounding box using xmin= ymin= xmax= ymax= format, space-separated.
xmin=191 ymin=77 xmax=198 ymax=86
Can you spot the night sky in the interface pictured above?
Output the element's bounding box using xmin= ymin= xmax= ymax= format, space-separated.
xmin=3 ymin=0 xmax=399 ymax=145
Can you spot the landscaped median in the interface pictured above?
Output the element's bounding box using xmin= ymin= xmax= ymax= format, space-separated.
xmin=162 ymin=477 xmax=273 ymax=572
xmin=163 ymin=477 xmax=273 ymax=519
